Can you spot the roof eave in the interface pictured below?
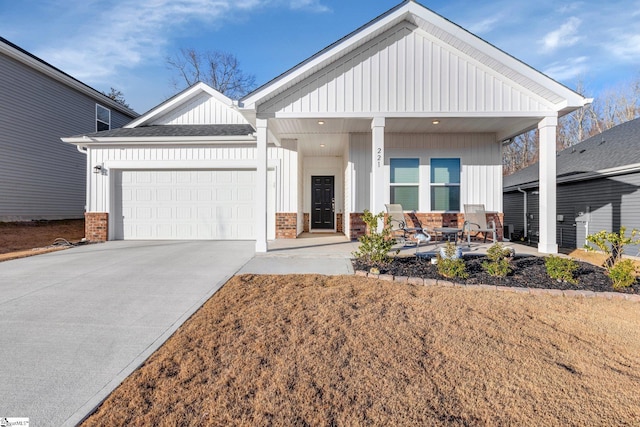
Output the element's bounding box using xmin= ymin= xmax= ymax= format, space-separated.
xmin=62 ymin=135 xmax=257 ymax=146
xmin=0 ymin=37 xmax=138 ymax=117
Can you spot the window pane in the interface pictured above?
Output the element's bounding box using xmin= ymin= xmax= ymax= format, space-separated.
xmin=391 ymin=186 xmax=418 ymax=211
xmin=431 ymin=158 xmax=460 ymax=184
xmin=96 ymin=121 xmax=110 ymax=131
xmin=391 ymin=158 xmax=419 ymax=184
xmin=96 ymin=105 xmax=110 ymax=124
xmin=431 ymin=186 xmax=460 ymax=211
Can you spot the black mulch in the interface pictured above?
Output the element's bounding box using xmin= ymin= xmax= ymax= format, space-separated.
xmin=352 ymin=255 xmax=640 ymax=294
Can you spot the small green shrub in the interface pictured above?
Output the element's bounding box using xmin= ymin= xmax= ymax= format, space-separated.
xmin=545 ymin=255 xmax=579 ymax=284
xmin=585 ymin=226 xmax=640 ymax=269
xmin=482 ymin=243 xmax=512 ymax=278
xmin=437 ymin=242 xmax=468 ymax=279
xmin=608 ymin=259 xmax=637 ymax=289
xmin=352 ymin=210 xmax=398 ymax=265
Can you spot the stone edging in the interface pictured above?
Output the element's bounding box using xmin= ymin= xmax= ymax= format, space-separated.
xmin=354 ymin=270 xmax=640 ymax=302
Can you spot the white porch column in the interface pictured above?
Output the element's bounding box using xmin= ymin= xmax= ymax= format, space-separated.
xmin=371 ymin=117 xmax=386 ymax=216
xmin=538 ymin=115 xmax=558 ymax=254
xmin=255 ymin=118 xmax=268 ymax=253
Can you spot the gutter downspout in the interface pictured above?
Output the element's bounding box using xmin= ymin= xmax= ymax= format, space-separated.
xmin=517 ymin=187 xmax=527 ymax=238
xmin=76 ymin=144 xmax=90 ymax=216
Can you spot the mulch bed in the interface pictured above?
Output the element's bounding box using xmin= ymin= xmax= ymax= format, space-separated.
xmin=353 ymin=255 xmax=640 ymax=294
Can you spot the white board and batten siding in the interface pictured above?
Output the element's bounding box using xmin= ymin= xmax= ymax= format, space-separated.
xmin=259 ymin=22 xmax=554 ymax=116
xmin=348 ymin=133 xmax=502 ymax=213
xmin=151 ymin=92 xmax=249 ymax=126
xmin=88 ymin=144 xmax=298 ymax=240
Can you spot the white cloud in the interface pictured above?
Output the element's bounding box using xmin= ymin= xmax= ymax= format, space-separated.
xmin=543 ymin=56 xmax=589 ymax=81
xmin=289 ymin=0 xmax=330 ymax=13
xmin=35 ymin=0 xmax=329 ymax=82
xmin=609 ymin=33 xmax=640 ymax=61
xmin=556 ymin=2 xmax=583 ymax=14
xmin=540 ymin=16 xmax=582 ymax=53
xmin=466 ymin=16 xmax=501 ymax=35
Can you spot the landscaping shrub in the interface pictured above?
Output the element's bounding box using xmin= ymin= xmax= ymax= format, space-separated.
xmin=545 ymin=255 xmax=579 ymax=284
xmin=608 ymin=259 xmax=637 ymax=289
xmin=352 ymin=210 xmax=398 ymax=265
xmin=437 ymin=242 xmax=468 ymax=279
xmin=482 ymin=243 xmax=512 ymax=278
xmin=585 ymin=226 xmax=640 ymax=269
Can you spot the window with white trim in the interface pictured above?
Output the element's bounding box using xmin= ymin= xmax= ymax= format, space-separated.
xmin=96 ymin=104 xmax=111 ymax=131
xmin=390 ymin=158 xmax=419 ymax=211
xmin=430 ymin=158 xmax=460 ymax=211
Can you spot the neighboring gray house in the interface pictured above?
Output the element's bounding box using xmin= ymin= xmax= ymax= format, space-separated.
xmin=503 ymin=117 xmax=640 ymax=254
xmin=0 ymin=37 xmax=137 ymax=221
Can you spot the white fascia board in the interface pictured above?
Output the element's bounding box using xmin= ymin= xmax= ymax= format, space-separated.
xmin=62 ymin=135 xmax=256 ymax=146
xmin=241 ymin=6 xmax=413 ymax=108
xmin=125 ymin=82 xmax=233 ymax=128
xmin=0 ymin=41 xmax=138 ymax=117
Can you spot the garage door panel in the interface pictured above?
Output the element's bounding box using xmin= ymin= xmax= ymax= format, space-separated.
xmin=118 ymin=170 xmax=258 ymax=240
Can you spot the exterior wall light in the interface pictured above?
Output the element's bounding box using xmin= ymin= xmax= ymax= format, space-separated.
xmin=93 ymin=164 xmax=103 ymax=174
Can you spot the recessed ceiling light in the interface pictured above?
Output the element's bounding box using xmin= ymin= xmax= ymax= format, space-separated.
xmin=432 ymin=119 xmax=440 ymax=125
xmin=318 ymin=120 xmax=325 ymax=125
xmin=320 ymin=144 xmax=326 ymax=148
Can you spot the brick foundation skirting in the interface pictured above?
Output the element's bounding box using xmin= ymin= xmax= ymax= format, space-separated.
xmin=303 ymin=213 xmax=310 ymax=233
xmin=336 ymin=213 xmax=344 ymax=234
xmin=276 ymin=213 xmax=298 ymax=239
xmin=85 ymin=212 xmax=108 ymax=242
xmin=351 ymin=211 xmax=505 ymax=242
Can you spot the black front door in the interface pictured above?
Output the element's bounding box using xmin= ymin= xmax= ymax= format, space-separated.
xmin=311 ymin=176 xmax=335 ymax=230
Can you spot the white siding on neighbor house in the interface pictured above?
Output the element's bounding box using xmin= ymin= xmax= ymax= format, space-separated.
xmin=88 ymin=144 xmax=298 ymax=214
xmin=349 ymin=133 xmax=502 ymax=213
xmin=259 ymin=22 xmax=552 ymax=116
xmin=152 ymin=92 xmax=249 ymax=125
xmin=0 ymin=50 xmax=134 ymax=221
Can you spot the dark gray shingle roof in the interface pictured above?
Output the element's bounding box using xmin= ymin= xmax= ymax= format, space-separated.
xmin=504 ymin=117 xmax=640 ymax=189
xmin=74 ymin=124 xmax=255 ymax=139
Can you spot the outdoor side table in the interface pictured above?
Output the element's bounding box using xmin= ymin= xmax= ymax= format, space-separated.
xmin=434 ymin=227 xmax=462 ymax=245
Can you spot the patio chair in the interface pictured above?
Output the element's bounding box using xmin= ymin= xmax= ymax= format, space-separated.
xmin=385 ymin=204 xmax=431 ymax=251
xmin=463 ymin=204 xmax=497 ymax=247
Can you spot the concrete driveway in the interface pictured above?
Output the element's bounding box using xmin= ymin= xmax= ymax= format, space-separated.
xmin=0 ymin=240 xmax=255 ymax=426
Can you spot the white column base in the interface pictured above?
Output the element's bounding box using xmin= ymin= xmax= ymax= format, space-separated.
xmin=255 ymin=240 xmax=268 ymax=253
xmin=537 ymin=242 xmax=558 ymax=254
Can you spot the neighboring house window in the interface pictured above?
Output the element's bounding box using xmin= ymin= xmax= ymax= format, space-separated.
xmin=390 ymin=158 xmax=419 ymax=211
xmin=96 ymin=104 xmax=111 ymax=131
xmin=430 ymin=158 xmax=460 ymax=211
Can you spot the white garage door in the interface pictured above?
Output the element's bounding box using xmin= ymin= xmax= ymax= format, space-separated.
xmin=115 ymin=170 xmax=259 ymax=240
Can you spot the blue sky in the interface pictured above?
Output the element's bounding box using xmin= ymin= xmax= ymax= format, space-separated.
xmin=2 ymin=0 xmax=639 ymax=113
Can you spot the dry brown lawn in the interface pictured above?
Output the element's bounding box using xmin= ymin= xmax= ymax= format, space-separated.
xmin=83 ymin=274 xmax=640 ymax=426
xmin=0 ymin=219 xmax=84 ymax=260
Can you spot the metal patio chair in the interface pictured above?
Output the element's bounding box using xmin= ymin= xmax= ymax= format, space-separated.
xmin=463 ymin=204 xmax=497 ymax=247
xmin=385 ymin=204 xmax=431 ymax=251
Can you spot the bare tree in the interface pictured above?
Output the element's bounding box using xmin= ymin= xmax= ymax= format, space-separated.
xmin=167 ymin=48 xmax=256 ymax=99
xmin=557 ymin=80 xmax=598 ymax=150
xmin=503 ymin=129 xmax=539 ymax=175
xmin=102 ymin=87 xmax=130 ymax=109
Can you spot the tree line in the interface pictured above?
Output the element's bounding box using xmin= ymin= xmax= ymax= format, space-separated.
xmin=503 ymin=77 xmax=640 ymax=175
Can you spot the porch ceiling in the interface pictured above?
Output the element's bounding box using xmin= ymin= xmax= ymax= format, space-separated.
xmin=270 ymin=116 xmax=542 ymax=153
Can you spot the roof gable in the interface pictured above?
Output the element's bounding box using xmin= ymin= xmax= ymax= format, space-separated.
xmin=257 ymin=20 xmax=556 ymax=116
xmin=241 ymin=1 xmax=586 ymax=116
xmin=126 ymin=82 xmax=249 ymax=128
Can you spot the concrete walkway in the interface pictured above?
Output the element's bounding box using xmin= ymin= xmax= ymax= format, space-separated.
xmin=0 ymin=240 xmax=255 ymax=426
xmin=239 ymin=233 xmax=358 ymax=275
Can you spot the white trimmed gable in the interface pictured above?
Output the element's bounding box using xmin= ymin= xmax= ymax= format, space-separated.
xmin=126 ymin=82 xmax=249 ymax=128
xmin=243 ymin=1 xmax=587 ymax=118
xmin=259 ymin=21 xmax=554 ymax=116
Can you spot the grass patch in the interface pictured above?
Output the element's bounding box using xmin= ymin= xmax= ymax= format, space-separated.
xmin=83 ymin=274 xmax=640 ymax=426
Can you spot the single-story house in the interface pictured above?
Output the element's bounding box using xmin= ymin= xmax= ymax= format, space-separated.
xmin=504 ymin=117 xmax=640 ymax=254
xmin=63 ymin=0 xmax=589 ymax=253
xmin=0 ymin=37 xmax=138 ymax=221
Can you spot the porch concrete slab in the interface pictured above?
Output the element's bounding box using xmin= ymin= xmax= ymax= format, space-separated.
xmin=0 ymin=240 xmax=255 ymax=427
xmin=239 ymin=233 xmax=358 ymax=275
